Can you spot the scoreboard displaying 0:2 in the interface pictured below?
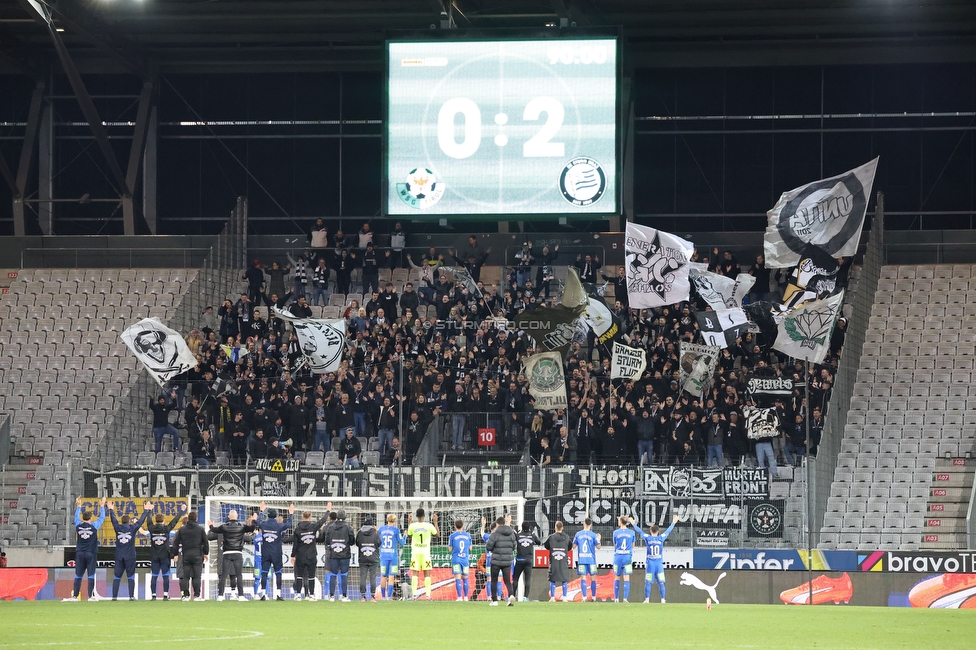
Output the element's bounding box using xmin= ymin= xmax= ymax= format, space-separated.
xmin=386 ymin=37 xmax=618 ymax=217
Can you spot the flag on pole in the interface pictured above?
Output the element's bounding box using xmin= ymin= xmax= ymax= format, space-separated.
xmin=690 ymin=268 xmax=756 ymax=311
xmin=564 ymin=267 xmax=620 ymax=346
xmin=121 ymin=318 xmax=197 ymax=387
xmin=611 ymin=342 xmax=647 ymax=380
xmin=273 ymin=307 xmax=346 ymax=373
xmin=780 ymin=243 xmax=841 ymax=311
xmin=772 ymin=291 xmax=845 ymax=364
xmin=764 ymin=157 xmax=878 ymax=268
xmin=694 ymin=308 xmax=749 ymax=349
xmin=625 ymin=222 xmax=694 ymax=309
xmin=523 ymin=351 xmax=568 ymax=410
xmin=679 ymin=342 xmax=720 ymax=395
xmin=444 ymin=266 xmax=482 ymax=299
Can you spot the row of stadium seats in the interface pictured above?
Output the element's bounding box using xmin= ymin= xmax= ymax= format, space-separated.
xmin=853 ymin=382 xmax=976 ymax=397
xmin=881 ymin=264 xmax=976 ymax=279
xmin=2 ymin=292 xmax=180 ymax=309
xmin=14 ymin=268 xmax=196 ymax=283
xmin=0 ymin=304 xmax=175 ymax=322
xmin=866 ymin=315 xmax=976 ymax=330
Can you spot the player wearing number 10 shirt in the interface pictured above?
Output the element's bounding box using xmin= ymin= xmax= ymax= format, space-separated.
xmin=632 ymin=515 xmax=679 ymax=604
xmin=378 ymin=514 xmax=406 ymax=600
xmin=572 ymin=518 xmax=601 ymax=602
xmin=612 ymin=516 xmax=637 ymax=603
xmin=449 ymin=520 xmax=473 ymax=601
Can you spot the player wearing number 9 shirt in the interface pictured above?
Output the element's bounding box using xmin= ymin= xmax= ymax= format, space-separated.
xmin=449 ymin=520 xmax=473 ymax=601
xmin=631 ymin=515 xmax=679 ymax=603
xmin=378 ymin=514 xmax=407 ymax=600
xmin=406 ymin=508 xmax=439 ymax=600
xmin=612 ymin=516 xmax=637 ymax=602
xmin=572 ymin=518 xmax=601 ymax=602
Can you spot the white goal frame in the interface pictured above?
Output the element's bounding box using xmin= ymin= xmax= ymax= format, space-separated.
xmin=201 ymin=495 xmax=526 ymax=600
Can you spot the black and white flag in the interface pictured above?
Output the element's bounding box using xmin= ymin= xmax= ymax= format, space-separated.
xmin=121 ymin=318 xmax=197 ymax=387
xmin=743 ymin=406 xmax=782 ymax=440
xmin=690 ymin=268 xmax=755 ymax=311
xmin=780 ymin=244 xmax=840 ymax=311
xmin=773 ymin=291 xmax=844 ymax=364
xmin=679 ymin=342 xmax=720 ymax=396
xmin=764 ymin=157 xmax=878 ymax=268
xmin=611 ymin=342 xmax=647 ymax=380
xmin=694 ymin=308 xmax=749 ymax=350
xmin=625 ymin=223 xmax=694 ymax=309
xmin=523 ymin=351 xmax=568 ymax=410
xmin=273 ymin=307 xmax=346 ymax=373
xmin=444 ymin=266 xmax=482 ymax=300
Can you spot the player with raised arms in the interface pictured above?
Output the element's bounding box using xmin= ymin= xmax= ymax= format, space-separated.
xmin=449 ymin=519 xmax=473 ymax=601
xmin=631 ymin=514 xmax=679 ymax=603
xmin=406 ymin=508 xmax=439 ymax=600
xmin=612 ymin=515 xmax=636 ymax=603
xmin=378 ymin=514 xmax=407 ymax=600
xmin=107 ymin=500 xmax=153 ymax=600
xmin=572 ymin=517 xmax=601 ymax=602
xmin=66 ymin=497 xmax=107 ymax=601
xmin=146 ymin=501 xmax=186 ymax=600
xmin=256 ymin=500 xmax=295 ymax=600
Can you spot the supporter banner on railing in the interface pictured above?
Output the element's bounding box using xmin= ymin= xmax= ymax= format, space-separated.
xmin=640 ymin=466 xmax=770 ymax=499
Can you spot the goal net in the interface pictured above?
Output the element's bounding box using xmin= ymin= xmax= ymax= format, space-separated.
xmin=202 ymin=496 xmax=525 ymax=601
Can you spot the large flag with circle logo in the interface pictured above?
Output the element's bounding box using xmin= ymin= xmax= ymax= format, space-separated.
xmin=764 ymin=158 xmax=878 ymax=268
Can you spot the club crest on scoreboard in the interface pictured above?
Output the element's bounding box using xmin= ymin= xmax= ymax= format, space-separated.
xmin=397 ymin=167 xmax=446 ymax=209
xmin=560 ymin=157 xmax=606 ymax=207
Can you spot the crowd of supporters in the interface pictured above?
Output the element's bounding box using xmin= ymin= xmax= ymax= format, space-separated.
xmin=160 ymin=221 xmax=849 ymax=473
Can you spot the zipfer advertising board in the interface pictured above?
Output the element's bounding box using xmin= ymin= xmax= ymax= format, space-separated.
xmin=694 ymin=548 xmax=858 ymax=571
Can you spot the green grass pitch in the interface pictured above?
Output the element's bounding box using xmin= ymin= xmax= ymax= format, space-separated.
xmin=2 ymin=601 xmax=974 ymax=648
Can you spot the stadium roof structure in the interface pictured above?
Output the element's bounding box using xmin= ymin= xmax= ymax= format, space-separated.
xmin=1 ymin=0 xmax=975 ymax=75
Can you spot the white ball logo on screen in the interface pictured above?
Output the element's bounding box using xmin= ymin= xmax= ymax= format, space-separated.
xmin=396 ymin=167 xmax=446 ymax=209
xmin=560 ymin=157 xmax=607 ymax=207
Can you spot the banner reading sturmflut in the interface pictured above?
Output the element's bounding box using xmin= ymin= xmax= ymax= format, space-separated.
xmin=523 ymin=351 xmax=568 ymax=410
xmin=611 ymin=342 xmax=647 ymax=380
xmin=764 ymin=157 xmax=878 ymax=268
xmin=273 ymin=307 xmax=346 ymax=373
xmin=121 ymin=318 xmax=198 ymax=387
xmin=625 ymin=222 xmax=694 ymax=309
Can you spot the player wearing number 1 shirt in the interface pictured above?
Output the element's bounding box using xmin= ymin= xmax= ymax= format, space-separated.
xmin=572 ymin=518 xmax=601 ymax=602
xmin=449 ymin=520 xmax=473 ymax=601
xmin=612 ymin=516 xmax=636 ymax=602
xmin=406 ymin=508 xmax=439 ymax=600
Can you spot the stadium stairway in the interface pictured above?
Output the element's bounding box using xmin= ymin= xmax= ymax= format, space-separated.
xmin=819 ymin=264 xmax=976 ymax=551
xmin=922 ymin=458 xmax=974 ymax=550
xmin=0 ymin=268 xmax=196 ymax=543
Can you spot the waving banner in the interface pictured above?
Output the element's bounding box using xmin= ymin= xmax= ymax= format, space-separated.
xmin=764 ymin=157 xmax=878 ymax=268
xmin=773 ymin=291 xmax=844 ymax=364
xmin=121 ymin=318 xmax=198 ymax=387
xmin=273 ymin=307 xmax=346 ymax=373
xmin=523 ymin=351 xmax=568 ymax=410
xmin=694 ymin=308 xmax=749 ymax=350
xmin=690 ymin=268 xmax=755 ymax=311
xmin=781 ymin=244 xmax=841 ymax=311
xmin=679 ymin=342 xmax=720 ymax=395
xmin=611 ymin=342 xmax=647 ymax=380
xmin=743 ymin=406 xmax=782 ymax=440
xmin=625 ymin=223 xmax=694 ymax=309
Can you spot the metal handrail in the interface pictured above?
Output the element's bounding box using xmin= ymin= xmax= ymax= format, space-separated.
xmin=967 ymin=465 xmax=976 ymax=550
xmin=20 ymin=247 xmax=213 ymax=269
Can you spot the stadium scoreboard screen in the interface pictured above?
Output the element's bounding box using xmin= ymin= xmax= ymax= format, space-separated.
xmin=386 ymin=37 xmax=618 ymax=217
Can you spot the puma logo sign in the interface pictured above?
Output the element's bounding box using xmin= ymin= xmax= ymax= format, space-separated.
xmin=680 ymin=572 xmax=727 ymax=604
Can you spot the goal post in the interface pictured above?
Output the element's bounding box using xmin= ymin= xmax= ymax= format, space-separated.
xmin=202 ymin=495 xmax=525 ymax=600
